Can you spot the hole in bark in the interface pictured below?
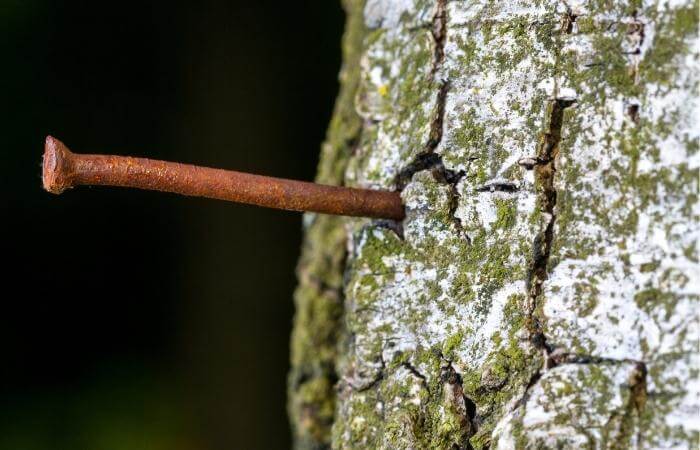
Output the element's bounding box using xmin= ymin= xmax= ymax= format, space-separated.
xmin=464 ymin=396 xmax=476 ymax=420
xmin=627 ymin=103 xmax=640 ymax=124
xmin=563 ymin=9 xmax=578 ymax=34
xmin=475 ymin=182 xmax=519 ymax=193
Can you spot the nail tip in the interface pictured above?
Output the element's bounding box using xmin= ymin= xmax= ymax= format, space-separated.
xmin=42 ymin=135 xmax=71 ymax=194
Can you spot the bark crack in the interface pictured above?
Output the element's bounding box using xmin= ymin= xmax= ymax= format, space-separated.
xmin=441 ymin=362 xmax=478 ymax=450
xmin=510 ymin=9 xmax=654 ymax=432
xmin=430 ymin=0 xmax=447 ymax=75
xmin=548 ymin=351 xmax=649 ymax=413
xmin=475 ymin=181 xmax=519 ymax=193
xmin=547 ymin=350 xmax=646 ymax=368
xmin=514 ymin=97 xmax=578 ymax=413
xmin=525 ymin=96 xmax=576 ymax=357
xmin=395 ymin=0 xmax=468 ymax=238
xmin=400 ymin=360 xmax=431 ymax=393
xmin=515 ymin=12 xmax=580 ymax=409
xmin=395 ymin=0 xmax=450 ymax=191
xmin=352 ymin=353 xmax=386 ymax=392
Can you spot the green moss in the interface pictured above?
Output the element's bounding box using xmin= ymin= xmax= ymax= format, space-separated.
xmin=352 ymin=227 xmax=404 ymax=274
xmin=494 ymin=198 xmax=517 ymax=230
xmin=461 ymin=323 xmax=541 ymax=448
xmin=442 ymin=331 xmax=465 ymax=358
xmin=641 ymin=5 xmax=699 ymax=86
xmin=634 ymin=288 xmax=677 ymax=319
xmin=640 ymin=260 xmax=661 ymax=273
xmin=288 ymin=1 xmax=368 ymax=448
xmin=683 ymin=244 xmax=698 ymax=263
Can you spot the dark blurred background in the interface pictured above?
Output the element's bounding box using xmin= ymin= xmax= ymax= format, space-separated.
xmin=0 ymin=1 xmax=343 ymax=449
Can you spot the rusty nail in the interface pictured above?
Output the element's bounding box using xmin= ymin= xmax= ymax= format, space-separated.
xmin=42 ymin=136 xmax=405 ymax=220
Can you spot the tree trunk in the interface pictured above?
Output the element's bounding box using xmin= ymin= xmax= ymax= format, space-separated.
xmin=289 ymin=0 xmax=698 ymax=448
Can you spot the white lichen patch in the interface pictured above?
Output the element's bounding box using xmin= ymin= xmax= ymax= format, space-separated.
xmin=345 ymin=10 xmax=438 ymax=189
xmin=446 ymin=0 xmax=568 ymax=26
xmin=438 ymin=3 xmax=558 ymax=177
xmin=342 ymin=172 xmax=537 ymax=384
xmin=492 ymin=362 xmax=647 ymax=449
xmin=364 ymin=0 xmax=434 ymax=30
xmin=541 ymin=2 xmax=699 ymax=447
xmin=337 ymin=165 xmax=542 ymax=448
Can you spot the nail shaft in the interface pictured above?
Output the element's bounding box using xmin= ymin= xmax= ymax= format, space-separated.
xmin=42 ymin=136 xmax=405 ymax=220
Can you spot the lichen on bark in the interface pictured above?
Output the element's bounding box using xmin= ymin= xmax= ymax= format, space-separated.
xmin=290 ymin=0 xmax=699 ymax=449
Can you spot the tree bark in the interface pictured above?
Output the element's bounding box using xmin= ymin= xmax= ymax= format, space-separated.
xmin=290 ymin=1 xmax=699 ymax=449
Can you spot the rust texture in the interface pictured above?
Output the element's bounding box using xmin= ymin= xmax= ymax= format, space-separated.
xmin=42 ymin=136 xmax=405 ymax=220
